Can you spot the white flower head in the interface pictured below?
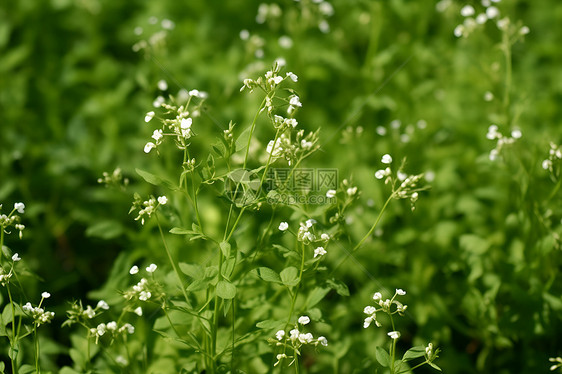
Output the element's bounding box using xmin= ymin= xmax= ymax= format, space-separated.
xmin=14 ymin=202 xmax=25 ymax=214
xmin=298 ymin=315 xmax=311 ymax=325
xmin=146 ymin=263 xmax=157 ymax=273
xmin=298 ymin=332 xmax=314 ymax=344
xmin=97 ymin=300 xmax=110 ymax=310
xmin=317 ymin=336 xmax=328 ymax=346
xmin=157 ymin=196 xmax=168 ymax=205
xmin=396 ymin=288 xmax=406 ymax=296
xmin=275 ymin=329 xmax=285 ymax=340
xmin=41 ymin=292 xmax=51 ymax=299
xmin=381 ymin=154 xmax=392 ymax=164
xmin=157 ymin=80 xmax=168 ymax=91
xmin=314 ymin=247 xmax=327 ymax=258
xmin=279 ymin=222 xmax=289 ymax=231
xmin=12 ymin=253 xmax=21 ymax=262
xmin=144 ymin=111 xmax=155 ymax=123
xmin=373 ymin=292 xmax=382 ymax=301
xmin=460 ymin=5 xmax=475 ymax=17
xmin=129 ymin=265 xmax=139 ymax=275
xmin=326 ymin=189 xmax=336 ymax=198
xmin=144 ymin=142 xmax=156 ymax=153
xmin=134 ymin=307 xmax=143 ymax=316
xmin=388 ymin=331 xmax=401 ymax=340
xmin=286 ymin=72 xmax=298 ymax=82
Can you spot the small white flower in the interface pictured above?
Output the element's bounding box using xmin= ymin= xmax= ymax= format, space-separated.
xmin=396 ymin=289 xmax=406 ymax=296
xmin=134 ymin=306 xmax=143 ymax=316
xmin=157 ymin=196 xmax=168 ymax=205
xmin=144 ymin=111 xmax=155 ymax=123
xmin=139 ymin=291 xmax=151 ymax=301
xmin=364 ymin=306 xmax=377 ymax=314
xmin=84 ymin=305 xmax=95 ymax=318
xmin=373 ymin=292 xmax=382 ymax=301
xmin=152 ymin=129 xmax=163 ymax=141
xmin=346 ymin=187 xmax=357 ymax=196
xmin=96 ymin=300 xmax=109 ymax=310
xmin=14 ymin=202 xmax=25 ymax=214
xmin=275 ymin=330 xmax=285 ymax=340
xmin=146 ymin=263 xmax=157 ymax=273
xmin=130 ymin=265 xmax=139 ymax=275
xmin=317 ymin=336 xmax=328 ymax=346
xmin=460 ymin=5 xmax=475 ymax=17
xmin=519 ymin=26 xmax=530 ymax=35
xmin=286 ymin=72 xmax=298 ymax=82
xmin=157 ymin=80 xmax=168 ymax=91
xmin=144 ymin=142 xmax=156 ymax=153
xmin=116 ymin=355 xmax=128 ymax=366
xmin=153 ymin=95 xmax=165 ymax=108
xmin=486 ymin=6 xmax=499 ymax=19
xmin=289 ymin=328 xmax=299 ymax=340
xmin=381 ymin=154 xmax=393 ymax=164
xmin=321 ymin=233 xmax=330 ymax=240
xmin=180 ymin=118 xmax=192 ymax=129
xmin=279 ymin=222 xmax=289 ymax=231
xmin=23 ymin=302 xmax=33 ymax=312
xmin=106 ymin=321 xmax=118 ymax=331
xmin=289 ymin=95 xmax=302 ymax=108
xmin=454 ymin=24 xmax=465 ymax=37
xmin=41 ymin=292 xmax=51 ymax=299
xmin=314 ymin=247 xmax=327 ymax=258
xmin=298 ymin=315 xmax=311 ymax=325
xmin=305 ymin=219 xmax=316 ymax=228
xmin=388 ymin=331 xmax=401 ymax=340
xmin=96 ymin=323 xmax=106 ymax=336
xmin=511 ymin=129 xmax=522 ymax=139
xmin=298 ymin=332 xmax=314 ymax=344
xmin=12 ymin=253 xmax=21 ymax=262
xmin=239 ymin=29 xmax=250 ymax=40
xmin=426 ymin=343 xmax=433 ymax=356
xmin=375 ymin=170 xmax=386 ymax=179
xmin=543 ymin=160 xmax=552 ymax=170
xmin=326 ymin=189 xmax=336 ymax=198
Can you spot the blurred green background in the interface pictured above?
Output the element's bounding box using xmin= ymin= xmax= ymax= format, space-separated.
xmin=2 ymin=0 xmax=562 ymax=372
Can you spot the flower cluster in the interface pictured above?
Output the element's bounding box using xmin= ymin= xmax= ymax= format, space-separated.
xmin=266 ymin=130 xmax=319 ymax=166
xmin=550 ymin=357 xmax=562 ymax=372
xmin=97 ymin=168 xmax=129 ymax=189
xmin=0 ymin=202 xmax=26 ymax=239
xmin=132 ymin=16 xmax=175 ymax=53
xmin=454 ymin=1 xmax=530 ymax=39
xmin=241 ymin=62 xmax=298 ymax=94
xmin=542 ymin=142 xmax=562 ymax=175
xmin=374 ymin=155 xmax=426 ymax=210
xmin=143 ymin=89 xmax=207 ymax=154
xmin=272 ymin=315 xmax=328 ymax=367
xmin=130 ymin=194 xmax=168 ymax=225
xmin=89 ymin=321 xmax=135 ymax=344
xmin=487 ymin=125 xmax=521 ymax=161
xmin=22 ymin=294 xmax=55 ymax=327
xmin=0 ymin=266 xmax=13 ymax=286
xmin=372 ymin=119 xmax=428 ymax=144
xmin=363 ymin=289 xmax=408 ymax=329
xmin=124 ymin=264 xmax=160 ymax=302
xmin=64 ymin=300 xmax=110 ymax=326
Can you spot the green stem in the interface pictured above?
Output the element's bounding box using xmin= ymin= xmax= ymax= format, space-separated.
xmin=34 ymin=325 xmax=40 ymax=373
xmin=155 ymin=215 xmax=191 ymax=307
xmin=502 ymin=28 xmax=512 ymax=127
xmin=243 ymin=97 xmax=267 ymax=169
xmin=6 ymin=284 xmax=18 ymax=374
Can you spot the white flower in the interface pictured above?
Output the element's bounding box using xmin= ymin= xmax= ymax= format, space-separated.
xmin=476 ymin=13 xmax=488 ymax=24
xmin=84 ymin=306 xmax=95 ymax=319
xmin=144 ymin=111 xmax=155 ymax=122
xmin=289 ymin=329 xmax=300 ymax=340
xmin=298 ymin=315 xmax=310 ymax=325
xmin=139 ymin=291 xmax=151 ymax=301
xmin=180 ymin=118 xmax=192 ymax=129
xmin=289 ymin=95 xmax=302 ymax=107
xmin=275 ymin=330 xmax=285 ymax=340
xmin=96 ymin=323 xmax=106 ymax=336
xmin=543 ymin=160 xmax=552 ymax=170
xmin=120 ymin=323 xmax=135 ymax=334
xmin=511 ymin=129 xmax=522 ymax=139
xmin=14 ymin=202 xmax=25 ymax=214
xmin=426 ymin=343 xmax=433 ymax=356
xmin=12 ymin=253 xmax=21 ymax=262
xmin=157 ymin=80 xmax=168 ymax=91
xmin=239 ymin=29 xmax=250 ymax=40
xmin=363 ymin=317 xmax=373 ymax=328
xmin=106 ymin=321 xmax=118 ymax=331
xmin=381 ymin=154 xmax=393 ymax=164
xmin=317 ymin=336 xmax=328 ymax=346
xmin=286 ymin=72 xmax=298 ymax=82
xmin=454 ymin=24 xmax=464 ymax=37
xmin=321 ymin=233 xmax=330 ymax=240
xmin=375 ymin=170 xmax=386 ymax=179
xmin=116 ymin=355 xmax=128 ymax=366
xmin=146 ymin=263 xmax=157 ymax=273
xmin=396 ymin=289 xmax=406 ymax=296
xmin=388 ymin=331 xmax=401 ymax=339
xmin=364 ymin=306 xmax=377 ymax=314
xmin=152 ymin=129 xmax=163 ymax=141
xmin=326 ymin=189 xmax=336 ymax=198
xmin=97 ymin=300 xmax=109 ymax=310
xmin=134 ymin=307 xmax=143 ymax=316
xmin=153 ymin=95 xmax=165 ymax=108
xmin=486 ymin=6 xmax=499 ymax=18
xmin=298 ymin=332 xmax=314 ymax=344
xmin=129 ymin=265 xmax=139 ymax=275
xmin=346 ymin=187 xmax=357 ymax=196
xmin=279 ymin=222 xmax=289 ymax=231
xmin=23 ymin=302 xmax=33 ymax=312
xmin=144 ymin=142 xmax=156 ymax=153
xmin=157 ymin=196 xmax=168 ymax=205
xmin=373 ymin=292 xmax=382 ymax=301
xmin=460 ymin=5 xmax=475 ymax=17
xmin=41 ymin=292 xmax=51 ymax=299
xmin=314 ymin=247 xmax=327 ymax=258
xmin=278 ymin=35 xmax=293 ymax=49
xmin=519 ymin=26 xmax=530 ymax=35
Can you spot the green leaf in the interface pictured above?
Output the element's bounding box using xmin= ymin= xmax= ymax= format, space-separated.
xmin=256 ymin=319 xmax=284 ymax=330
xmin=18 ymin=365 xmax=35 ymax=374
xmin=280 ymin=267 xmax=299 ymax=287
xmin=186 ymin=279 xmax=210 ymax=292
xmin=326 ymin=279 xmax=350 ymax=296
xmin=216 ymin=280 xmax=237 ymax=299
xmin=170 ymin=227 xmax=197 ymax=235
xmin=220 ymin=241 xmax=231 ymax=257
xmin=135 ymin=168 xmax=176 ymax=189
xmin=402 ymin=345 xmax=426 ymax=361
xmin=306 ymin=287 xmax=330 ymax=308
xmin=429 ymin=362 xmax=442 ymax=371
xmin=221 ymin=257 xmax=236 ymax=280
xmin=255 ymin=267 xmax=282 ymax=283
xmin=375 ymin=346 xmax=391 ymax=367
xmin=235 ymin=126 xmax=252 ymax=153
xmin=85 ymin=220 xmax=124 ymax=239
xmin=179 ymin=263 xmax=204 ymax=280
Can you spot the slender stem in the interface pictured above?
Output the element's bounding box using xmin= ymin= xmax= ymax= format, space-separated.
xmin=6 ymin=284 xmax=18 ymax=374
xmin=34 ymin=325 xmax=40 ymax=373
xmin=502 ymin=28 xmax=512 ymax=127
xmin=243 ymin=97 xmax=267 ymax=169
xmin=155 ymin=215 xmax=191 ymax=307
